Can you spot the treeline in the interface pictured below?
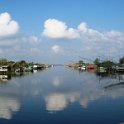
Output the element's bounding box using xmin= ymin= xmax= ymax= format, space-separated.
xmin=94 ymin=56 xmax=124 ymax=67
xmin=0 ymin=58 xmax=47 ymax=72
xmin=67 ymin=56 xmax=124 ymax=73
xmin=77 ymin=56 xmax=124 ymax=66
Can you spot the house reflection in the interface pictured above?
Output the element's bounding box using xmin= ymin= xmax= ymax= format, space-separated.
xmin=0 ymin=74 xmax=8 ymax=82
xmin=0 ymin=74 xmax=12 ymax=82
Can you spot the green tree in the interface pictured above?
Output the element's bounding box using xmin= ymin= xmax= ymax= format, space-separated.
xmin=78 ymin=60 xmax=84 ymax=65
xmin=20 ymin=60 xmax=28 ymax=67
xmin=119 ymin=56 xmax=124 ymax=64
xmin=94 ymin=58 xmax=100 ymax=65
xmin=101 ymin=60 xmax=115 ymax=67
xmin=0 ymin=58 xmax=8 ymax=66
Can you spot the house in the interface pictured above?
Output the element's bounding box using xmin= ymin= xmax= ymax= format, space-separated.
xmin=0 ymin=66 xmax=8 ymax=81
xmin=87 ymin=64 xmax=95 ymax=69
xmin=0 ymin=66 xmax=8 ymax=74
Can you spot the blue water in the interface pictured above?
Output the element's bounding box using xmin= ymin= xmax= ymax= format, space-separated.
xmin=0 ymin=66 xmax=124 ymax=124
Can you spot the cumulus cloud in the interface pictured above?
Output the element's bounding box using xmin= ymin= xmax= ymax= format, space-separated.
xmin=78 ymin=22 xmax=88 ymax=32
xmin=42 ymin=18 xmax=124 ymax=44
xmin=0 ymin=12 xmax=19 ymax=37
xmin=42 ymin=19 xmax=124 ymax=57
xmin=0 ymin=15 xmax=123 ymax=62
xmin=51 ymin=45 xmax=63 ymax=54
xmin=42 ymin=18 xmax=107 ymax=41
xmin=52 ymin=24 xmax=124 ymax=60
xmin=42 ymin=19 xmax=79 ymax=39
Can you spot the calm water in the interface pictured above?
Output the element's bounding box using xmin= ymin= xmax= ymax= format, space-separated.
xmin=0 ymin=66 xmax=124 ymax=124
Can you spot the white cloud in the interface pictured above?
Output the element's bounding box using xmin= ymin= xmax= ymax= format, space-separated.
xmin=42 ymin=18 xmax=107 ymax=41
xmin=0 ymin=12 xmax=19 ymax=37
xmin=51 ymin=45 xmax=63 ymax=54
xmin=29 ymin=36 xmax=39 ymax=44
xmin=0 ymin=34 xmax=42 ymax=61
xmin=42 ymin=19 xmax=79 ymax=39
xmin=0 ymin=15 xmax=123 ymax=62
xmin=78 ymin=22 xmax=88 ymax=32
xmin=30 ymin=48 xmax=41 ymax=53
xmin=43 ymin=19 xmax=66 ymax=38
xmin=0 ymin=38 xmax=18 ymax=46
xmin=106 ymin=30 xmax=122 ymax=38
xmin=42 ymin=18 xmax=124 ymax=44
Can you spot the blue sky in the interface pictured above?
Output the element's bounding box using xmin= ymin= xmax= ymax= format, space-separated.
xmin=0 ymin=0 xmax=124 ymax=64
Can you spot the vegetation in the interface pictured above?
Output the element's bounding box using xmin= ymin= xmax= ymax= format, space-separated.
xmin=1 ymin=56 xmax=124 ymax=73
xmin=94 ymin=58 xmax=100 ymax=65
xmin=78 ymin=60 xmax=84 ymax=66
xmin=0 ymin=58 xmax=48 ymax=73
xmin=99 ymin=60 xmax=115 ymax=67
xmin=0 ymin=58 xmax=8 ymax=66
xmin=119 ymin=56 xmax=124 ymax=64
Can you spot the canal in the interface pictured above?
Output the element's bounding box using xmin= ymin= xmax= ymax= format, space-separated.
xmin=0 ymin=66 xmax=124 ymax=124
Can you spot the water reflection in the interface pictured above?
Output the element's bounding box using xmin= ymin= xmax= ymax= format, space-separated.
xmin=0 ymin=77 xmax=21 ymax=120
xmin=0 ymin=74 xmax=11 ymax=82
xmin=44 ymin=69 xmax=124 ymax=112
xmin=0 ymin=96 xmax=20 ymax=120
xmin=0 ymin=66 xmax=124 ymax=123
xmin=52 ymin=77 xmax=62 ymax=87
xmin=45 ymin=93 xmax=67 ymax=112
xmin=45 ymin=92 xmax=79 ymax=112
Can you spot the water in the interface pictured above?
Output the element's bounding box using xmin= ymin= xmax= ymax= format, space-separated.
xmin=0 ymin=66 xmax=124 ymax=124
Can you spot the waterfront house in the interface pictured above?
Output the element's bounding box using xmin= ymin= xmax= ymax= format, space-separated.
xmin=87 ymin=64 xmax=95 ymax=69
xmin=116 ymin=64 xmax=124 ymax=72
xmin=0 ymin=66 xmax=8 ymax=81
xmin=0 ymin=66 xmax=8 ymax=74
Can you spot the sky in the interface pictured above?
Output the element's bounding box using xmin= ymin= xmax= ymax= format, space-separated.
xmin=0 ymin=0 xmax=124 ymax=64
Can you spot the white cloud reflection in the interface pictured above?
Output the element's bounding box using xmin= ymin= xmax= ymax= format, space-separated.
xmin=0 ymin=97 xmax=20 ymax=120
xmin=52 ymin=77 xmax=62 ymax=87
xmin=44 ymin=73 xmax=124 ymax=112
xmin=45 ymin=92 xmax=79 ymax=112
xmin=45 ymin=93 xmax=67 ymax=112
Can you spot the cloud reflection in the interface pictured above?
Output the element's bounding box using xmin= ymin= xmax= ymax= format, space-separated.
xmin=45 ymin=92 xmax=79 ymax=112
xmin=45 ymin=93 xmax=67 ymax=112
xmin=44 ymin=73 xmax=124 ymax=112
xmin=52 ymin=77 xmax=61 ymax=87
xmin=0 ymin=97 xmax=20 ymax=120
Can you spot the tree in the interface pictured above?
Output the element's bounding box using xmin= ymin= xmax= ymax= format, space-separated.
xmin=78 ymin=60 xmax=84 ymax=66
xmin=101 ymin=60 xmax=115 ymax=67
xmin=0 ymin=58 xmax=7 ymax=66
xmin=20 ymin=60 xmax=28 ymax=67
xmin=119 ymin=56 xmax=124 ymax=64
xmin=94 ymin=58 xmax=100 ymax=65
